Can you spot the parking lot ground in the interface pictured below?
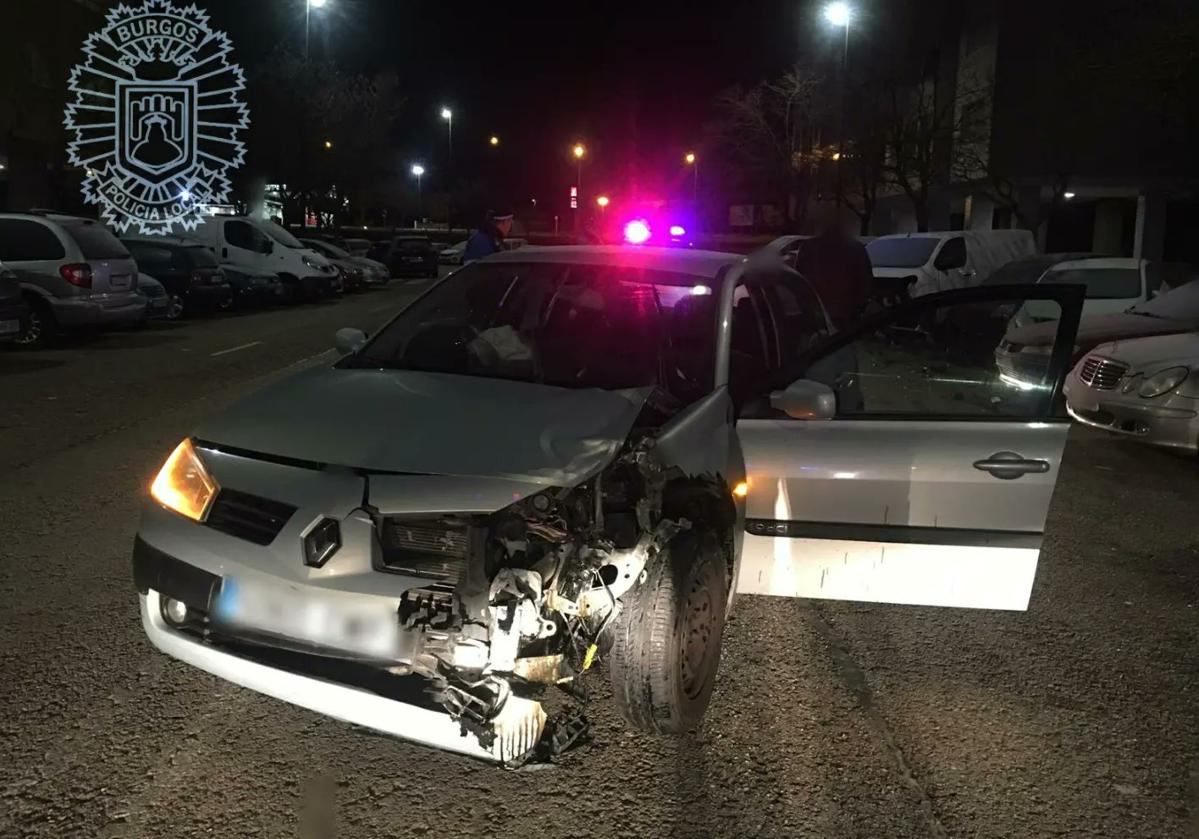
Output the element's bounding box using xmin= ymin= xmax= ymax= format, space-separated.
xmin=0 ymin=278 xmax=1196 ymax=838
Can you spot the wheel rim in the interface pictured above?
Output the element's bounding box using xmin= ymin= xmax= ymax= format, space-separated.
xmin=15 ymin=311 xmax=42 ymax=346
xmin=166 ymin=294 xmax=185 ymax=319
xmin=679 ymin=568 xmax=718 ymax=700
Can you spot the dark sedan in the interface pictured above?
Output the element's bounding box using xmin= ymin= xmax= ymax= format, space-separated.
xmin=122 ymin=238 xmax=232 ymax=318
xmin=380 ymin=235 xmax=439 ymax=279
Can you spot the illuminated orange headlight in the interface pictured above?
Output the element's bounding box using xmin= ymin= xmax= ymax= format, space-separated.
xmin=150 ymin=439 xmax=219 ymax=522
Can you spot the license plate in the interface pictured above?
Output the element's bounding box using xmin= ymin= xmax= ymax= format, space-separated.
xmin=110 ymin=275 xmax=131 ymax=289
xmin=403 ymin=256 xmax=423 ymax=263
xmin=0 ymin=319 xmax=19 ymax=335
xmin=213 ymin=576 xmax=400 ymax=659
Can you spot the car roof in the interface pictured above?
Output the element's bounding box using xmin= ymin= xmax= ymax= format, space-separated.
xmin=123 ymin=236 xmax=205 ymax=247
xmin=484 ymin=245 xmax=742 ymax=279
xmin=1047 ymin=257 xmax=1144 ymax=271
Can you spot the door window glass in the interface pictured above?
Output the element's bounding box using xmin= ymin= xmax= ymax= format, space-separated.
xmin=224 ymin=220 xmax=268 ymax=251
xmin=934 ymin=237 xmax=967 ymax=270
xmin=806 ymin=297 xmax=1064 ymax=419
xmin=0 ymin=219 xmax=66 ymax=261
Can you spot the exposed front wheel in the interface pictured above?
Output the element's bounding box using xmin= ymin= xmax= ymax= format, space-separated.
xmin=609 ymin=529 xmax=728 ymax=734
xmin=166 ymin=294 xmax=185 ymax=320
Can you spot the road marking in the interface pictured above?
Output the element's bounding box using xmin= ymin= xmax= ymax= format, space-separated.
xmin=210 ymin=341 xmax=262 ymax=357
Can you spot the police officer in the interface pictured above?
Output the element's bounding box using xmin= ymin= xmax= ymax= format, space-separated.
xmin=462 ymin=209 xmax=513 ymax=263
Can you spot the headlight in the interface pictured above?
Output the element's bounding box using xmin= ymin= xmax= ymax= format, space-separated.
xmin=1121 ymin=373 xmax=1141 ymax=394
xmin=150 ymin=439 xmax=219 ymax=521
xmin=302 ymin=255 xmax=330 ymax=272
xmin=1138 ymin=367 xmax=1189 ymax=399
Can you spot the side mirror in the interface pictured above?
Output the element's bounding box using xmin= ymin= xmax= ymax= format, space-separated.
xmin=335 ymin=327 xmax=367 ymax=355
xmin=769 ymin=379 xmax=836 ymax=420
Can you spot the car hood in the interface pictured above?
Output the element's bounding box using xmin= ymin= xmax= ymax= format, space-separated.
xmin=1007 ymin=312 xmax=1198 ymax=348
xmin=1091 ymin=332 xmax=1199 ymax=369
xmin=193 ymin=366 xmax=650 ymax=486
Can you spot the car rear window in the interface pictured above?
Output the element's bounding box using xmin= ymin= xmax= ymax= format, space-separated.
xmin=62 ymin=222 xmax=129 ymax=259
xmin=397 ymin=239 xmax=431 ymax=252
xmin=1042 ymin=267 xmax=1141 ymax=299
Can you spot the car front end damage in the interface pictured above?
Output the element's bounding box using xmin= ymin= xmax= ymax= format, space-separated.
xmin=134 ymin=425 xmax=731 ymax=766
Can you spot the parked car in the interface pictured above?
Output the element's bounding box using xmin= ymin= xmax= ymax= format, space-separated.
xmin=981 ymin=252 xmax=1097 ymax=286
xmin=0 ymin=212 xmax=145 ymax=348
xmin=996 ymin=274 xmax=1199 ymax=390
xmin=440 ymin=239 xmax=468 ymax=265
xmin=342 ymin=238 xmax=373 ymax=257
xmin=377 ymin=235 xmax=439 ymax=278
xmin=0 ymin=262 xmax=29 ymax=344
xmin=136 ymin=273 xmax=172 ymax=321
xmin=867 ymin=230 xmax=1036 ymax=300
xmin=133 ymin=245 xmax=1085 ymax=766
xmin=189 ymin=216 xmax=339 ymax=302
xmin=299 ymin=238 xmax=389 ymax=287
xmin=221 ymin=263 xmax=286 ymax=308
xmin=123 ymin=237 xmax=233 ymax=319
xmin=1065 ymin=333 xmax=1199 ymax=453
xmin=1011 ymin=258 xmax=1199 ymax=330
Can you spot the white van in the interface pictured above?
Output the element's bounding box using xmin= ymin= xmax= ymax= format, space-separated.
xmin=190 ymin=216 xmax=339 ymax=302
xmin=867 ymin=230 xmax=1036 ymax=299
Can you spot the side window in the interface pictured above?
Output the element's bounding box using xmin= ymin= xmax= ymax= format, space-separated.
xmin=806 ymin=296 xmax=1065 ymax=419
xmin=729 ymin=284 xmax=775 ymax=405
xmin=224 ymin=220 xmax=256 ymax=250
xmin=933 ymin=237 xmax=967 ymax=271
xmin=0 ymin=219 xmax=67 ymax=261
xmin=764 ymin=274 xmax=831 ymax=364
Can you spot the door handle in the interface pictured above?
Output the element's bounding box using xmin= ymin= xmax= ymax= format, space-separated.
xmin=973 ymin=451 xmax=1051 ymax=480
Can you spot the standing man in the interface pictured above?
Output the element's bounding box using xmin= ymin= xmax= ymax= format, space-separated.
xmin=463 ymin=209 xmax=513 ymax=263
xmin=793 ymin=203 xmax=874 ymax=331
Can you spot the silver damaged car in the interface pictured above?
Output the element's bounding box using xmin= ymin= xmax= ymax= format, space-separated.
xmin=134 ymin=246 xmax=1086 ymax=765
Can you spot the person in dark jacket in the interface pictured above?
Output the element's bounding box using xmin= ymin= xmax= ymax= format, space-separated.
xmin=794 ymin=203 xmax=874 ymax=331
xmin=463 ymin=209 xmax=513 ymax=263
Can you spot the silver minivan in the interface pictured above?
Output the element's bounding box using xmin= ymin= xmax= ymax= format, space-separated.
xmin=0 ymin=213 xmax=144 ymax=347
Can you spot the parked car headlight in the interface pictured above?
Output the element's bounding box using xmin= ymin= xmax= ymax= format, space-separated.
xmin=150 ymin=439 xmax=219 ymax=522
xmin=1138 ymin=367 xmax=1189 ymax=399
xmin=302 ymin=255 xmax=331 ymax=273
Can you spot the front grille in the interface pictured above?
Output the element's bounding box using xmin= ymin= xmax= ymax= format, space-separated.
xmin=206 ymin=488 xmax=297 ymax=546
xmin=378 ymin=518 xmax=471 ymax=586
xmin=1078 ymin=356 xmax=1128 ymax=390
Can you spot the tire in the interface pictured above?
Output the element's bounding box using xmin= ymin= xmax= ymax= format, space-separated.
xmin=609 ymin=529 xmax=728 ymax=734
xmin=13 ymin=297 xmax=54 ymax=349
xmin=165 ymin=294 xmax=185 ymax=320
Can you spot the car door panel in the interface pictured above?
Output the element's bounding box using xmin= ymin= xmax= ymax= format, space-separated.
xmin=735 ymin=419 xmax=1068 ymax=610
xmin=732 ymin=283 xmax=1085 ymax=611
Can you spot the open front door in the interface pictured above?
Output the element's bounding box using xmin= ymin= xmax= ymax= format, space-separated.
xmin=734 ymin=284 xmax=1085 ymax=611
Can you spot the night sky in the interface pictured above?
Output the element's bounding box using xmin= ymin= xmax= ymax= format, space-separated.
xmin=198 ymin=0 xmax=869 ymax=212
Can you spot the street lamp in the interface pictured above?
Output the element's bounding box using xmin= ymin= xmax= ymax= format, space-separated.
xmin=305 ymin=0 xmax=328 ymax=61
xmin=571 ymin=143 xmax=586 ymax=230
xmin=411 ymin=163 xmax=425 ymax=223
xmin=440 ymin=107 xmax=453 ymax=150
xmin=823 ymin=2 xmax=853 ymax=205
xmin=684 ymin=151 xmax=698 ymax=202
xmin=596 ymin=195 xmax=609 ymax=209
xmin=489 ymin=135 xmax=499 ymax=147
xmin=324 ymin=139 xmax=333 ymax=150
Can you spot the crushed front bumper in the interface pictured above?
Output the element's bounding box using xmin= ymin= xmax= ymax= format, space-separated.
xmin=139 ymin=588 xmax=546 ymax=764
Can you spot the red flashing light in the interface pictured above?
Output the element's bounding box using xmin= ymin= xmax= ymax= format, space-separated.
xmin=59 ymin=263 xmax=92 ymax=288
xmin=623 ymin=219 xmax=651 ymax=245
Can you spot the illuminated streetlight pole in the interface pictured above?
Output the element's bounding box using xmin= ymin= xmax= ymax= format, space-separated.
xmin=411 ymin=163 xmax=425 ymax=224
xmin=305 ymin=0 xmax=328 ymax=61
xmin=823 ymin=1 xmax=852 ymax=206
xmin=684 ymin=151 xmax=698 ymax=202
xmin=440 ymin=107 xmax=453 ymax=227
xmin=572 ymin=143 xmax=586 ymax=230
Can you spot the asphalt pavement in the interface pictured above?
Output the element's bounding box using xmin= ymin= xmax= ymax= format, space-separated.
xmin=1 ymin=277 xmax=1196 ymax=838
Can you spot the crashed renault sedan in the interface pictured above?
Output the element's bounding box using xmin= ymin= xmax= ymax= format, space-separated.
xmin=134 ymin=246 xmax=1086 ymax=765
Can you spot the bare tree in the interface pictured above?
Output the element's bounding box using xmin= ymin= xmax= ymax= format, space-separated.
xmin=710 ymin=65 xmax=826 ymax=228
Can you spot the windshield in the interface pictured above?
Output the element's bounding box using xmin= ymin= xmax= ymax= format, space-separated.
xmin=262 ymin=221 xmax=305 ymax=249
xmin=398 ymin=238 xmax=431 ymax=252
xmin=1041 ymin=267 xmax=1141 ymax=299
xmin=1130 ymin=278 xmax=1199 ymax=318
xmin=349 ymin=261 xmax=719 ymax=401
xmin=866 ymin=237 xmax=939 ymax=268
xmin=62 ymin=222 xmax=129 ymax=260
